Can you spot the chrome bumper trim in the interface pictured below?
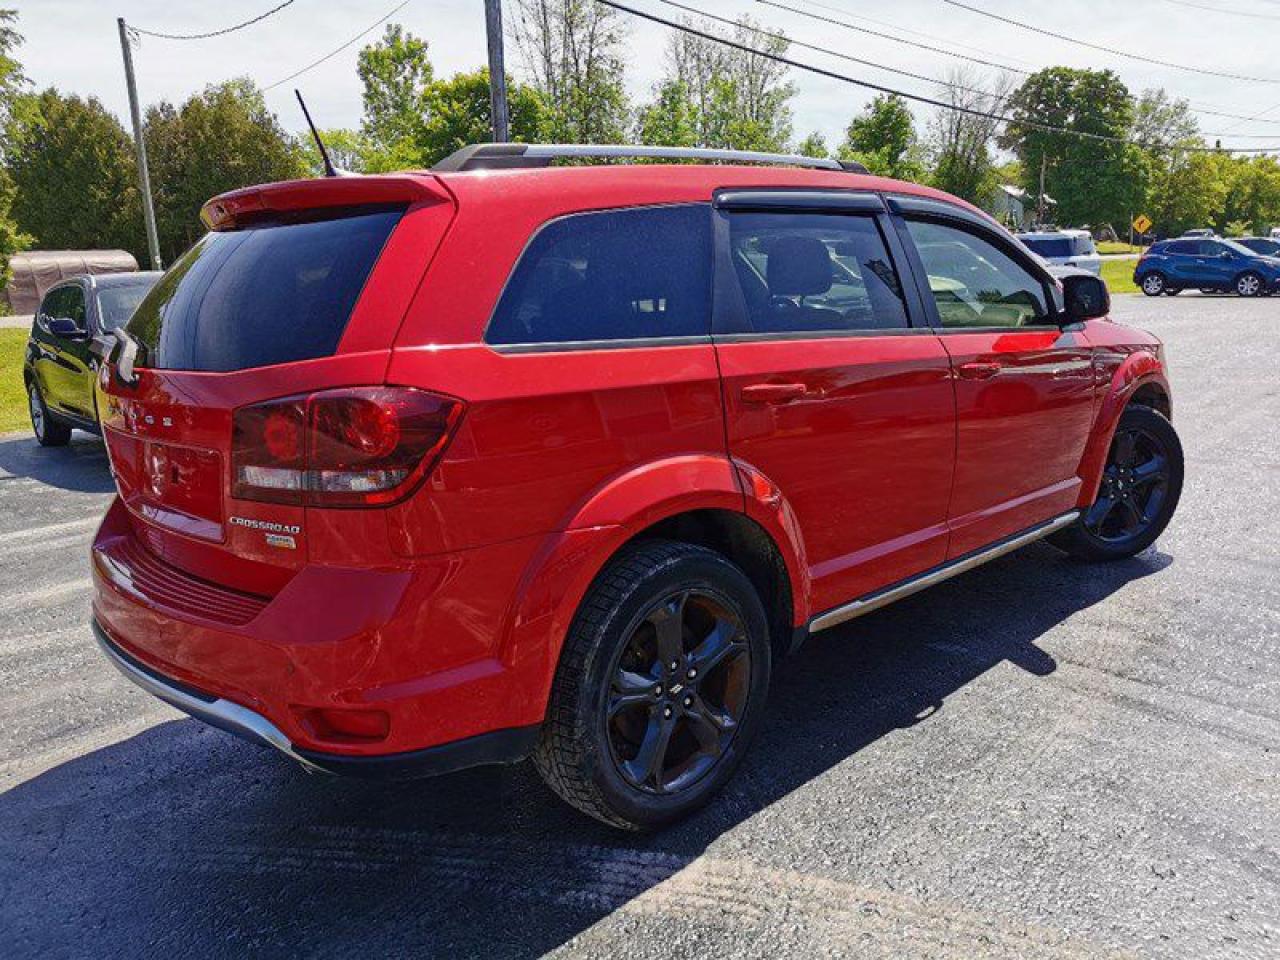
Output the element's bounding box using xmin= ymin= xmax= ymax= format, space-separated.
xmin=92 ymin=619 xmax=328 ymax=775
xmin=809 ymin=510 xmax=1080 ymax=634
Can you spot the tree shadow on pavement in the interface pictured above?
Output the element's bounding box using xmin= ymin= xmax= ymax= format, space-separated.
xmin=0 ymin=541 xmax=1171 ymax=959
xmin=0 ymin=433 xmax=115 ymax=494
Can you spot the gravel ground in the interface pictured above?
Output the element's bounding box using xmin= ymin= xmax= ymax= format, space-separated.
xmin=0 ymin=294 xmax=1277 ymax=959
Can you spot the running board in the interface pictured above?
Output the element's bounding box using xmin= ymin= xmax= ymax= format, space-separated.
xmin=808 ymin=511 xmax=1080 ymax=634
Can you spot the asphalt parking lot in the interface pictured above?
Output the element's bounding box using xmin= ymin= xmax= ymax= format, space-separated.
xmin=1 ymin=294 xmax=1277 ymax=959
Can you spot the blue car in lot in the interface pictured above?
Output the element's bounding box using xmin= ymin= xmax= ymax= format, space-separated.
xmin=1134 ymin=236 xmax=1280 ymax=297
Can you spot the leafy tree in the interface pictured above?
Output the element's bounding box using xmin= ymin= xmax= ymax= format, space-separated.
xmin=636 ymin=80 xmax=699 ymax=148
xmin=296 ymin=127 xmax=374 ymax=175
xmin=839 ymin=94 xmax=923 ymax=180
xmin=6 ymin=89 xmax=141 ymax=257
xmin=928 ymin=68 xmax=1011 ymax=203
xmin=638 ymin=15 xmax=794 ymax=152
xmin=1218 ymin=155 xmax=1280 ymax=236
xmin=145 ymin=78 xmax=304 ymax=261
xmin=1000 ymin=67 xmax=1145 ymax=228
xmin=357 ymin=24 xmax=433 ymax=155
xmin=511 ymin=0 xmax=630 ymax=142
xmin=0 ymin=8 xmax=27 ymax=291
xmin=416 ymin=68 xmax=545 ymax=164
xmin=1132 ymin=89 xmax=1199 ymax=151
xmin=1145 ymin=151 xmax=1229 ymax=236
xmin=796 ymin=131 xmax=828 ymax=159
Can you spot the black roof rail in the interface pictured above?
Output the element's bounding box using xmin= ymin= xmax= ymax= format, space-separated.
xmin=432 ymin=143 xmax=870 ymax=174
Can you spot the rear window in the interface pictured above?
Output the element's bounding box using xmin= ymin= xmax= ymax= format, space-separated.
xmin=1021 ymin=236 xmax=1073 ymax=259
xmin=97 ymin=284 xmax=154 ymax=331
xmin=486 ymin=205 xmax=711 ymax=346
xmin=128 ymin=207 xmax=402 ymax=372
xmin=1070 ymin=235 xmax=1095 ymax=256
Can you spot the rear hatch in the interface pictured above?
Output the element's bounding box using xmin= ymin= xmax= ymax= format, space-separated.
xmin=98 ymin=175 xmax=455 ymax=598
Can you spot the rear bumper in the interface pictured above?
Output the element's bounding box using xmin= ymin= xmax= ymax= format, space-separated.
xmin=94 ymin=617 xmax=539 ymax=779
xmin=90 ymin=496 xmax=549 ymax=770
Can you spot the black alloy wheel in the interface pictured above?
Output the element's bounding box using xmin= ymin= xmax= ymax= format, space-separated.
xmin=1083 ymin=427 xmax=1170 ymax=544
xmin=1050 ymin=404 xmax=1183 ymax=561
xmin=606 ymin=589 xmax=751 ymax=796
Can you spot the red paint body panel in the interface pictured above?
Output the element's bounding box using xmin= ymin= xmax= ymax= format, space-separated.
xmin=91 ymin=164 xmax=1173 ymax=765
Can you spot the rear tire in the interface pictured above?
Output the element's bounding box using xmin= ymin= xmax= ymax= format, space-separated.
xmin=1235 ymin=272 xmax=1263 ymax=297
xmin=1139 ymin=273 xmax=1165 ymax=296
xmin=29 ymin=383 xmax=71 ymax=447
xmin=1050 ymin=404 xmax=1182 ymax=562
xmin=534 ymin=540 xmax=771 ymax=830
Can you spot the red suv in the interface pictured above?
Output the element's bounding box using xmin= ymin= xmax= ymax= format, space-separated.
xmin=90 ymin=144 xmax=1182 ymax=829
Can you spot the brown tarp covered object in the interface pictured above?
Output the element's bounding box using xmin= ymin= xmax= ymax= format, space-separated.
xmin=5 ymin=250 xmax=139 ymax=314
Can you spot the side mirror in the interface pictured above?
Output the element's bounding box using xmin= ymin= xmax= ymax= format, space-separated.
xmin=47 ymin=316 xmax=85 ymax=338
xmin=1061 ymin=272 xmax=1109 ymax=321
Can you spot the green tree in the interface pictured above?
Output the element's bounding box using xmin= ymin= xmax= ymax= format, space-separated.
xmin=0 ymin=8 xmax=28 ymax=291
xmin=296 ymin=127 xmax=374 ymax=176
xmin=511 ymin=0 xmax=630 ymax=142
xmin=796 ymin=131 xmax=828 ymax=159
xmin=145 ymin=78 xmax=304 ymax=261
xmin=839 ymin=94 xmax=922 ymax=179
xmin=357 ymin=24 xmax=433 ymax=156
xmin=416 ymin=68 xmax=545 ymax=164
xmin=6 ymin=89 xmax=141 ymax=256
xmin=1218 ymin=155 xmax=1280 ymax=235
xmin=1146 ymin=151 xmax=1230 ymax=236
xmin=927 ymin=68 xmax=1011 ymax=204
xmin=1000 ymin=67 xmax=1145 ymax=228
xmin=639 ymin=15 xmax=794 ymax=153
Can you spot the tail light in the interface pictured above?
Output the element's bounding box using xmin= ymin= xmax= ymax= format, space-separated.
xmin=232 ymin=387 xmax=463 ymax=507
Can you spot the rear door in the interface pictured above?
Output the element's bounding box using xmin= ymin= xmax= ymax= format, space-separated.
xmin=99 ymin=199 xmax=444 ymax=595
xmin=891 ymin=197 xmax=1095 ymax=556
xmin=712 ymin=191 xmax=956 ymax=612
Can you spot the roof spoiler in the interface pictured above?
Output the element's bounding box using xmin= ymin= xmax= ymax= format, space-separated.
xmin=433 ymin=143 xmax=870 ymax=175
xmin=201 ymin=175 xmax=449 ymax=230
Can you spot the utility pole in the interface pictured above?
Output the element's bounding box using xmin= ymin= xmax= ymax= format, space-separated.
xmin=117 ymin=18 xmax=162 ymax=271
xmin=484 ymin=0 xmax=510 ymax=142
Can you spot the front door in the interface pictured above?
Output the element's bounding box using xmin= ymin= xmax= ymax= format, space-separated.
xmin=713 ymin=194 xmax=957 ymax=614
xmin=32 ymin=284 xmax=95 ymax=421
xmin=896 ymin=211 xmax=1097 ymax=557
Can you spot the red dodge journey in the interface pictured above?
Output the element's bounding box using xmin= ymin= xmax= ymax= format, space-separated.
xmin=89 ymin=144 xmax=1182 ymax=829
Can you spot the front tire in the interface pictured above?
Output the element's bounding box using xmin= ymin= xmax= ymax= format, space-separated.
xmin=29 ymin=383 xmax=71 ymax=447
xmin=534 ymin=540 xmax=771 ymax=830
xmin=1050 ymin=404 xmax=1183 ymax=562
xmin=1140 ymin=272 xmax=1165 ymax=296
xmin=1236 ymin=272 xmax=1263 ymax=297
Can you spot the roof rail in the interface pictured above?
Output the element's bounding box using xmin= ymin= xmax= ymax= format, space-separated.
xmin=433 ymin=143 xmax=870 ymax=175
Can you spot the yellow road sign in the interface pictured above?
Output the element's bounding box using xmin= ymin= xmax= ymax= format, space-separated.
xmin=1133 ymin=215 xmax=1153 ymax=234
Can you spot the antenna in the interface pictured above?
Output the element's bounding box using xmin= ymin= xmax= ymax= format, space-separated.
xmin=295 ymin=89 xmax=338 ymax=178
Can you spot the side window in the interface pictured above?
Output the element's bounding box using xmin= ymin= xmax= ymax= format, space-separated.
xmin=37 ymin=287 xmax=66 ymax=322
xmin=1167 ymin=240 xmax=1197 ymax=255
xmin=905 ymin=219 xmax=1048 ymax=329
xmin=721 ymin=211 xmax=908 ymax=334
xmin=62 ymin=285 xmax=87 ymax=329
xmin=487 ymin=205 xmax=711 ymax=346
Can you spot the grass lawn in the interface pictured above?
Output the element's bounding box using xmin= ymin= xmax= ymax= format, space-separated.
xmin=0 ymin=327 xmax=31 ymax=434
xmin=1100 ymin=258 xmax=1140 ymax=296
xmin=1097 ymin=241 xmax=1147 ymax=255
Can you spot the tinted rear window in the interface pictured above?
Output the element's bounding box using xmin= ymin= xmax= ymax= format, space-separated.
xmin=486 ymin=205 xmax=711 ymax=345
xmin=97 ymin=284 xmax=154 ymax=331
xmin=128 ymin=207 xmax=402 ymax=371
xmin=1022 ymin=237 xmax=1073 ymax=258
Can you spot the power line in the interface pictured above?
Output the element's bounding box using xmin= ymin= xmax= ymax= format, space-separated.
xmin=594 ymin=0 xmax=1279 ymax=153
xmin=939 ymin=0 xmax=1280 ymax=85
xmin=132 ymin=0 xmax=298 ymax=41
xmin=1158 ymin=0 xmax=1280 ymax=20
xmin=665 ymin=0 xmax=1280 ymax=140
xmin=765 ymin=0 xmax=1280 ymax=130
xmin=263 ymin=0 xmax=412 ymax=92
xmin=758 ymin=0 xmax=1030 ymax=77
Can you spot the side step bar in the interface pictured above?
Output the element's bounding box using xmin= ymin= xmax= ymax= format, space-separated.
xmin=808 ymin=511 xmax=1080 ymax=634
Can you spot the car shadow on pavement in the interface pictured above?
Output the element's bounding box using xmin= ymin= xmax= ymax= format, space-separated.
xmin=0 ymin=541 xmax=1171 ymax=958
xmin=0 ymin=433 xmax=115 ymax=494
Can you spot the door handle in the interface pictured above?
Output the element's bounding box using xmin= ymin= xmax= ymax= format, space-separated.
xmin=741 ymin=382 xmax=810 ymax=404
xmin=957 ymin=361 xmax=1001 ymax=380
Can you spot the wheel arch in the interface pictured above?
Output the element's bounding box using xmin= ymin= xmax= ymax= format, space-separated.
xmin=499 ymin=454 xmax=809 ymax=720
xmin=1075 ymin=351 xmax=1172 ymax=507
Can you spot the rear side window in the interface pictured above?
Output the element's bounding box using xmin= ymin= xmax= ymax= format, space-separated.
xmin=486 ymin=205 xmax=711 ymax=346
xmin=97 ymin=284 xmax=153 ymax=331
xmin=128 ymin=207 xmax=402 ymax=372
xmin=722 ymin=212 xmax=908 ymax=333
xmin=1022 ymin=236 xmax=1072 ymax=258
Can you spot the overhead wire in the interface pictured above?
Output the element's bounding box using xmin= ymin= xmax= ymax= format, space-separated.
xmin=132 ymin=1 xmax=298 ymax=41
xmin=263 ymin=0 xmax=413 ymax=92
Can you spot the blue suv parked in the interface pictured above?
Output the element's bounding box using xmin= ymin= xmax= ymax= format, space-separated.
xmin=1134 ymin=237 xmax=1280 ymax=297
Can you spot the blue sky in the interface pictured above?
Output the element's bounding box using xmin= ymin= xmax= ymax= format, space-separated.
xmin=13 ymin=0 xmax=1280 ymax=152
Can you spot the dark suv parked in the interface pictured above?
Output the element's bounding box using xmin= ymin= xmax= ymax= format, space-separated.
xmin=24 ymin=271 xmax=161 ymax=445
